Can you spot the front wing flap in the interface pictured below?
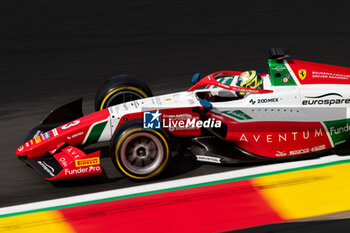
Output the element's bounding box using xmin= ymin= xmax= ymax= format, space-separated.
xmin=24 ymin=143 xmax=102 ymax=180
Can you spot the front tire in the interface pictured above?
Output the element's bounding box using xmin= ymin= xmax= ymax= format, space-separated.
xmin=95 ymin=75 xmax=153 ymax=111
xmin=111 ymin=120 xmax=170 ymax=180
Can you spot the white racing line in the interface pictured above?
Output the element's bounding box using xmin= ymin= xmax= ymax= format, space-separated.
xmin=1 ymin=155 xmax=350 ymax=217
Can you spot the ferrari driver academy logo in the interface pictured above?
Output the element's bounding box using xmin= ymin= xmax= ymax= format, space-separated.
xmin=298 ymin=69 xmax=307 ymax=80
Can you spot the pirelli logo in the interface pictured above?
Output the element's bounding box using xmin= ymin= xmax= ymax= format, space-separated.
xmin=75 ymin=157 xmax=100 ymax=167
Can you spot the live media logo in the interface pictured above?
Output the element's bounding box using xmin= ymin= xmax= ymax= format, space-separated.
xmin=143 ymin=110 xmax=161 ymax=129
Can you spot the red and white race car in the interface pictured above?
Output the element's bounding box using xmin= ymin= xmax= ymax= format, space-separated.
xmin=15 ymin=48 xmax=350 ymax=180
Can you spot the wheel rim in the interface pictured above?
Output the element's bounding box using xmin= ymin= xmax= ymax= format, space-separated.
xmin=120 ymin=132 xmax=164 ymax=175
xmin=105 ymin=90 xmax=143 ymax=107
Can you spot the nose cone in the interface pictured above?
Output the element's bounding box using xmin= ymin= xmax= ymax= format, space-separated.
xmin=15 ymin=145 xmax=27 ymax=156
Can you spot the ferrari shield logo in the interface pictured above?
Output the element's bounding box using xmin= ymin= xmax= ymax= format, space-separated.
xmin=298 ymin=69 xmax=307 ymax=80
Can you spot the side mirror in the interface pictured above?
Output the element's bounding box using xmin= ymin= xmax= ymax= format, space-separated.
xmin=191 ymin=73 xmax=201 ymax=85
xmin=200 ymin=99 xmax=212 ymax=110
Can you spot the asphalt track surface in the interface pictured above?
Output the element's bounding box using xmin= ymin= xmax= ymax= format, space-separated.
xmin=2 ymin=0 xmax=350 ymax=231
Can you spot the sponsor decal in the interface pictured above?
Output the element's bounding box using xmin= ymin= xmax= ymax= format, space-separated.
xmin=289 ymin=148 xmax=309 ymax=155
xmin=75 ymin=157 xmax=100 ymax=167
xmin=273 ymin=66 xmax=286 ymax=72
xmin=59 ymin=157 xmax=68 ymax=167
xmin=38 ymin=161 xmax=55 ymax=177
xmin=329 ymin=123 xmax=350 ymax=135
xmin=39 ymin=132 xmax=50 ymax=141
xmin=311 ymin=144 xmax=326 ymax=152
xmin=164 ymin=98 xmax=171 ymax=101
xmin=143 ymin=110 xmax=161 ymax=129
xmin=312 ymin=71 xmax=350 ymax=80
xmin=222 ymin=110 xmax=252 ymax=121
xmin=239 ymin=129 xmax=323 ymax=143
xmin=306 ymin=93 xmax=343 ymax=98
xmin=324 ymin=119 xmax=350 ymax=146
xmin=302 ymin=93 xmax=350 ymax=106
xmin=67 ymin=131 xmax=84 ymax=140
xmin=72 ymin=131 xmax=84 ymax=138
xmin=302 ymin=99 xmax=350 ymax=106
xmin=275 ymin=151 xmax=287 ymax=157
xmin=44 ymin=132 xmax=50 ymax=139
xmin=34 ymin=136 xmax=41 ymax=144
xmin=52 ymin=128 xmax=58 ymax=137
xmin=282 ymin=74 xmax=291 ymax=83
xmin=64 ymin=166 xmax=100 ymax=175
xmin=61 ymin=120 xmax=80 ymax=130
xmin=249 ymin=98 xmax=279 ymax=105
xmin=335 ymin=139 xmax=346 ymax=146
xmin=195 ymin=155 xmax=221 ymax=164
xmin=298 ymin=69 xmax=307 ymax=80
xmin=64 ymin=147 xmax=80 ymax=159
xmin=18 ymin=146 xmax=24 ymax=151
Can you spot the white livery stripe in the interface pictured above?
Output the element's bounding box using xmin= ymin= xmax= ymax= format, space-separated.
xmin=321 ymin=121 xmax=335 ymax=147
xmin=284 ymin=59 xmax=301 ymax=86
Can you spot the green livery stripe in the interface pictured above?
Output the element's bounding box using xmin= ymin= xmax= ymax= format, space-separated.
xmin=324 ymin=119 xmax=350 ymax=146
xmin=222 ymin=110 xmax=252 ymax=120
xmin=268 ymin=59 xmax=297 ymax=86
xmin=85 ymin=121 xmax=108 ymax=144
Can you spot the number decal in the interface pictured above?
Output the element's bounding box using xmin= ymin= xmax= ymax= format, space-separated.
xmin=61 ymin=120 xmax=80 ymax=130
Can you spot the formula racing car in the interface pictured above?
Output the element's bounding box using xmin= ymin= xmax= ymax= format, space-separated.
xmin=15 ymin=48 xmax=350 ymax=180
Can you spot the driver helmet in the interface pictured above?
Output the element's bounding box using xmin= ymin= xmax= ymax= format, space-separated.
xmin=236 ymin=70 xmax=263 ymax=96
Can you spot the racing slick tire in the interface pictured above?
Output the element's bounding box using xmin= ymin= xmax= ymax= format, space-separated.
xmin=95 ymin=74 xmax=153 ymax=111
xmin=110 ymin=119 xmax=170 ymax=180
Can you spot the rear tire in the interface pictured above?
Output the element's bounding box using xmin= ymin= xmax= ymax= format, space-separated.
xmin=110 ymin=120 xmax=170 ymax=180
xmin=95 ymin=75 xmax=153 ymax=111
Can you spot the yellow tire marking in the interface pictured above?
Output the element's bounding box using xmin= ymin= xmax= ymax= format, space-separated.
xmin=252 ymin=163 xmax=350 ymax=219
xmin=115 ymin=128 xmax=169 ymax=179
xmin=0 ymin=211 xmax=75 ymax=233
xmin=99 ymin=87 xmax=148 ymax=110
